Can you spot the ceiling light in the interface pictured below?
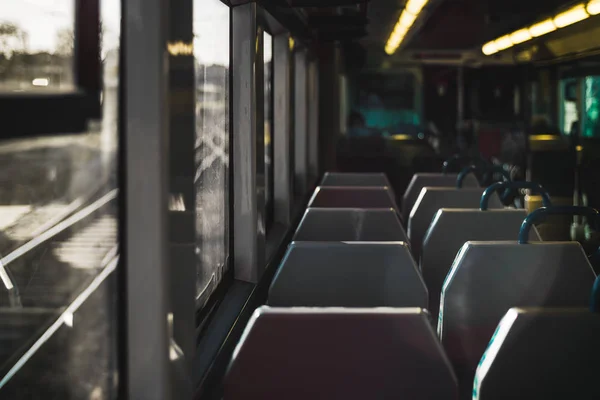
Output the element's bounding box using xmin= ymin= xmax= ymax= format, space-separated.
xmin=510 ymin=28 xmax=532 ymax=45
xmin=406 ymin=0 xmax=428 ymax=15
xmin=528 ymin=19 xmax=557 ymax=37
xmin=554 ymin=4 xmax=589 ymax=28
xmin=494 ymin=35 xmax=513 ymax=51
xmin=588 ymin=0 xmax=600 ymax=15
xmin=482 ymin=41 xmax=499 ymax=55
xmin=399 ymin=10 xmax=417 ymax=28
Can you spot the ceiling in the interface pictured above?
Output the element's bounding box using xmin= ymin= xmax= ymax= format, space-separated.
xmin=363 ymin=0 xmax=578 ymax=53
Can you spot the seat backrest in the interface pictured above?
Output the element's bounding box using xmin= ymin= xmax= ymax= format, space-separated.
xmin=474 ymin=308 xmax=600 ymax=400
xmin=408 ymin=188 xmax=502 ymax=258
xmin=309 ymin=186 xmax=398 ymax=210
xmin=320 ymin=172 xmax=391 ymax=187
xmin=440 ymin=242 xmax=596 ymax=398
xmin=402 ymin=173 xmax=478 ymax=223
xmin=224 ymin=307 xmax=458 ymax=400
xmin=293 ymin=208 xmax=408 ymax=243
xmin=421 ymin=209 xmax=541 ymax=323
xmin=268 ymin=242 xmax=426 ymax=308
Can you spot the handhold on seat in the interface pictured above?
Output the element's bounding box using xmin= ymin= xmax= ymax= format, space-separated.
xmin=474 ymin=308 xmax=600 ymax=400
xmin=269 ymin=241 xmax=426 ymax=308
xmin=224 ymin=307 xmax=458 ymax=400
xmin=294 ymin=208 xmax=408 ymax=242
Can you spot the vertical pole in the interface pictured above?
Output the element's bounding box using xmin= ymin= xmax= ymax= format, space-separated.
xmin=274 ymin=33 xmax=292 ymax=224
xmin=294 ymin=49 xmax=308 ymax=193
xmin=124 ymin=0 xmax=171 ymax=398
xmin=232 ymin=3 xmax=264 ymax=283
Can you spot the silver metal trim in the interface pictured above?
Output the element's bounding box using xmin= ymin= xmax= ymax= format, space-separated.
xmin=124 ymin=0 xmax=171 ymax=396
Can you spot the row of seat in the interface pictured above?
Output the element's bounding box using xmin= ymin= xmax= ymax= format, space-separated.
xmin=224 ymin=168 xmax=600 ymax=399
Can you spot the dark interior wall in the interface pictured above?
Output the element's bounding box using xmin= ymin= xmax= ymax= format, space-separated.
xmin=464 ymin=66 xmax=524 ymax=123
xmin=422 ymin=66 xmax=459 ymax=134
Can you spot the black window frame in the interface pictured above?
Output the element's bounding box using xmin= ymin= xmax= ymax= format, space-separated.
xmin=0 ymin=0 xmax=101 ymax=138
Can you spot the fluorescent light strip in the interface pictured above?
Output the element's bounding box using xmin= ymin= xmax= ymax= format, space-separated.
xmin=482 ymin=1 xmax=596 ymax=56
xmin=589 ymin=0 xmax=600 ymax=15
xmin=385 ymin=0 xmax=429 ymax=55
xmin=554 ymin=4 xmax=589 ymax=27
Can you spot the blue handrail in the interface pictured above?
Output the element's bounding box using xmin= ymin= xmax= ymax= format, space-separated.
xmin=480 ymin=181 xmax=552 ymax=211
xmin=456 ymin=165 xmax=510 ymax=189
xmin=591 ymin=274 xmax=600 ymax=313
xmin=518 ymin=206 xmax=600 ymax=244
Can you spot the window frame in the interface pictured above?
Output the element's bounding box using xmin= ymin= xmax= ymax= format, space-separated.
xmin=0 ymin=0 xmax=101 ymax=137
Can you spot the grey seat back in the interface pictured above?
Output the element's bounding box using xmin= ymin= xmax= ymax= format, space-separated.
xmin=408 ymin=188 xmax=502 ymax=258
xmin=224 ymin=307 xmax=458 ymax=400
xmin=421 ymin=209 xmax=541 ymax=322
xmin=439 ymin=242 xmax=596 ymax=399
xmin=268 ymin=242 xmax=426 ymax=308
xmin=309 ymin=186 xmax=398 ymax=210
xmin=320 ymin=172 xmax=391 ymax=187
xmin=402 ymin=173 xmax=478 ymax=222
xmin=293 ymin=208 xmax=408 ymax=243
xmin=474 ymin=308 xmax=600 ymax=400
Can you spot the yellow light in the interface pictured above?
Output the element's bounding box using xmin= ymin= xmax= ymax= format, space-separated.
xmin=588 ymin=0 xmax=600 ymax=15
xmin=399 ymin=10 xmax=417 ymax=28
xmin=510 ymin=28 xmax=532 ymax=45
xmin=494 ymin=35 xmax=513 ymax=51
xmin=167 ymin=41 xmax=193 ymax=56
xmin=482 ymin=41 xmax=499 ymax=55
xmin=289 ymin=37 xmax=295 ymax=51
xmin=406 ymin=0 xmax=428 ymax=15
xmin=529 ymin=19 xmax=557 ymax=37
xmin=554 ymin=4 xmax=589 ymax=28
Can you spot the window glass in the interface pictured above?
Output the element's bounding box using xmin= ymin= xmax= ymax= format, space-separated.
xmin=0 ymin=0 xmax=75 ymax=92
xmin=194 ymin=0 xmax=230 ymax=308
xmin=583 ymin=76 xmax=600 ymax=138
xmin=0 ymin=0 xmax=120 ymax=397
xmin=353 ymin=71 xmax=420 ymax=137
xmin=264 ymin=31 xmax=273 ymax=228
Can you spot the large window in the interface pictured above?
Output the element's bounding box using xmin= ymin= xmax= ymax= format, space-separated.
xmin=352 ymin=70 xmax=421 ymax=137
xmin=0 ymin=0 xmax=75 ymax=92
xmin=264 ymin=31 xmax=274 ymax=229
xmin=194 ymin=0 xmax=230 ymax=309
xmin=583 ymin=76 xmax=600 ymax=138
xmin=0 ymin=0 xmax=120 ymax=396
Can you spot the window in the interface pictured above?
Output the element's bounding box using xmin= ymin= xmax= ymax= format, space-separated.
xmin=583 ymin=76 xmax=600 ymax=138
xmin=0 ymin=0 xmax=120 ymax=396
xmin=264 ymin=31 xmax=274 ymax=229
xmin=0 ymin=0 xmax=75 ymax=92
xmin=353 ymin=71 xmax=420 ymax=137
xmin=194 ymin=0 xmax=230 ymax=309
xmin=560 ymin=78 xmax=579 ymax=135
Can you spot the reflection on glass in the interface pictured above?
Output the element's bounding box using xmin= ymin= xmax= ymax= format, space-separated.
xmin=194 ymin=0 xmax=230 ymax=308
xmin=0 ymin=0 xmax=120 ymax=397
xmin=354 ymin=71 xmax=420 ymax=137
xmin=0 ymin=0 xmax=75 ymax=92
xmin=264 ymin=31 xmax=273 ymax=228
xmin=584 ymin=76 xmax=600 ymax=138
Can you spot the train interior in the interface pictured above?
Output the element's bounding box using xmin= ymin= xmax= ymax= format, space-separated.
xmin=1 ymin=0 xmax=600 ymax=398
